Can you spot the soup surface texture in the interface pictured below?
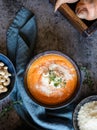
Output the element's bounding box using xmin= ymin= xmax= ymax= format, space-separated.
xmin=26 ymin=54 xmax=78 ymax=106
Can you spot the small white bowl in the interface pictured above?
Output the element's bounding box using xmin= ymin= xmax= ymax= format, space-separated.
xmin=73 ymin=95 xmax=97 ymax=130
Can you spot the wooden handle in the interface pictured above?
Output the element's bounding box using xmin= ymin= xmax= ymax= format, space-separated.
xmin=50 ymin=0 xmax=88 ymax=34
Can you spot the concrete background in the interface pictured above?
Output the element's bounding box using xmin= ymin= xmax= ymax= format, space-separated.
xmin=0 ymin=0 xmax=97 ymax=129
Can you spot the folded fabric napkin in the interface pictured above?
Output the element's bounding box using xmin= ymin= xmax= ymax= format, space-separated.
xmin=7 ymin=7 xmax=75 ymax=130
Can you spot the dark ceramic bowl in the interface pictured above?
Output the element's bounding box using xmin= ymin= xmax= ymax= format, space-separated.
xmin=0 ymin=53 xmax=16 ymax=100
xmin=24 ymin=51 xmax=82 ymax=109
xmin=73 ymin=95 xmax=97 ymax=130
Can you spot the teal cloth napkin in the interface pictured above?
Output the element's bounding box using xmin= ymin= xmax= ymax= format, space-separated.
xmin=7 ymin=7 xmax=74 ymax=130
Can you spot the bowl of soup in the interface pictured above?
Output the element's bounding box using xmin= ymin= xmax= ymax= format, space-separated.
xmin=24 ymin=51 xmax=81 ymax=109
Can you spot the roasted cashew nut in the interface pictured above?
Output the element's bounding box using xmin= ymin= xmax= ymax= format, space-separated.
xmin=0 ymin=86 xmax=8 ymax=94
xmin=3 ymin=78 xmax=10 ymax=86
xmin=0 ymin=62 xmax=4 ymax=67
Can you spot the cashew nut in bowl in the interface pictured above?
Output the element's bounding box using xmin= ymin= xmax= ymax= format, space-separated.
xmin=3 ymin=78 xmax=10 ymax=86
xmin=0 ymin=62 xmax=11 ymax=94
xmin=0 ymin=62 xmax=4 ymax=67
xmin=0 ymin=85 xmax=8 ymax=94
xmin=0 ymin=70 xmax=5 ymax=76
xmin=0 ymin=76 xmax=6 ymax=83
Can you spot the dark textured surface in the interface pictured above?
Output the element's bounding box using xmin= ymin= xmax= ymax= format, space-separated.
xmin=0 ymin=0 xmax=97 ymax=130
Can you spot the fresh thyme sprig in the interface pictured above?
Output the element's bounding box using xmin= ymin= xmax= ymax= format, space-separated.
xmin=80 ymin=66 xmax=94 ymax=89
xmin=0 ymin=100 xmax=22 ymax=118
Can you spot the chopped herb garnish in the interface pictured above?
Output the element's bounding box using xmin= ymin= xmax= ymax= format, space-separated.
xmin=49 ymin=71 xmax=56 ymax=81
xmin=48 ymin=69 xmax=66 ymax=87
xmin=49 ymin=70 xmax=56 ymax=81
xmin=63 ymin=81 xmax=66 ymax=85
xmin=54 ymin=78 xmax=62 ymax=87
xmin=57 ymin=78 xmax=62 ymax=82
xmin=54 ymin=82 xmax=59 ymax=87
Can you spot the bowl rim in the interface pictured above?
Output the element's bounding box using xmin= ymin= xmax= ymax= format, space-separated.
xmin=0 ymin=53 xmax=16 ymax=100
xmin=24 ymin=50 xmax=82 ymax=110
xmin=72 ymin=95 xmax=97 ymax=130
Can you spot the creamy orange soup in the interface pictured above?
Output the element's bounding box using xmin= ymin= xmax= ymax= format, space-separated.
xmin=26 ymin=54 xmax=78 ymax=106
